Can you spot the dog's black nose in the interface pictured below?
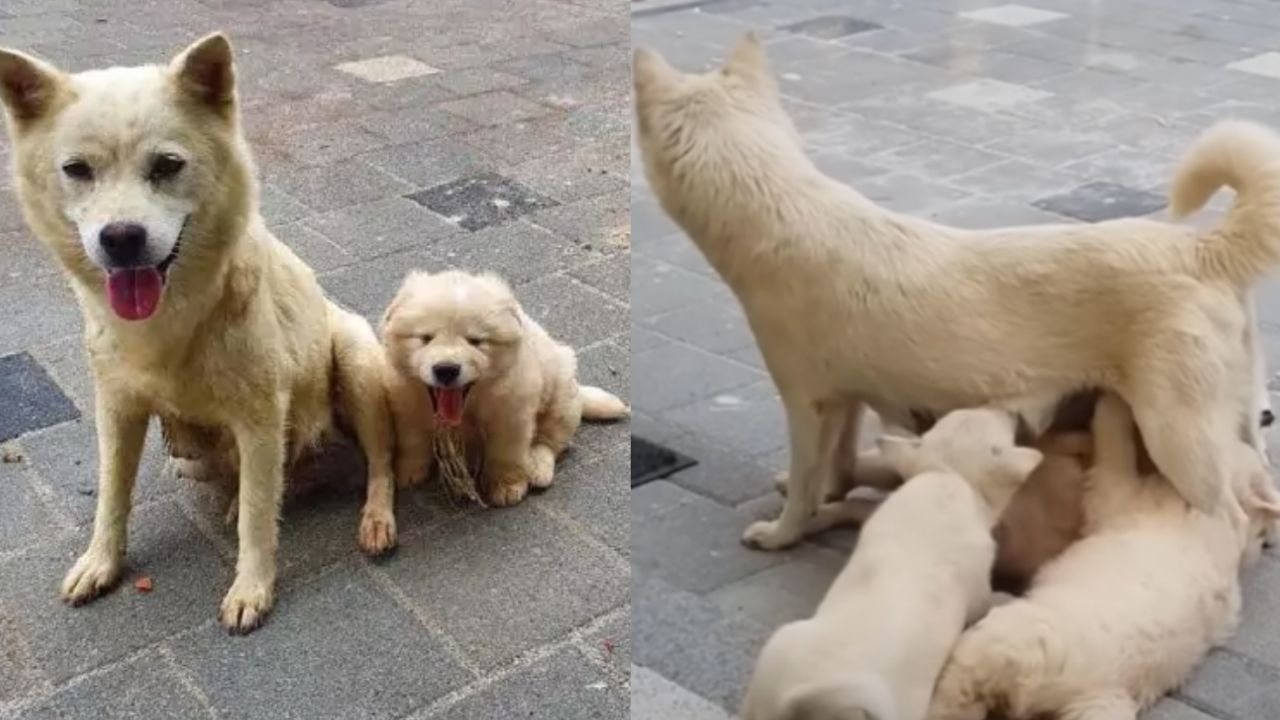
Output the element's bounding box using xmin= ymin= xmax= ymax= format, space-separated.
xmin=99 ymin=222 xmax=149 ymax=266
xmin=433 ymin=362 xmax=462 ymax=386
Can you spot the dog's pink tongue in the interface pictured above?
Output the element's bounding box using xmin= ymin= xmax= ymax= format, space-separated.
xmin=106 ymin=268 xmax=163 ymax=321
xmin=435 ymin=388 xmax=465 ymax=427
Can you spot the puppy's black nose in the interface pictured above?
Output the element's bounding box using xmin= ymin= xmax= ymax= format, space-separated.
xmin=99 ymin=222 xmax=149 ymax=266
xmin=432 ymin=362 xmax=462 ymax=386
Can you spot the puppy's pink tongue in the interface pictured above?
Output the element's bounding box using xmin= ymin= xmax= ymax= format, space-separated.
xmin=106 ymin=268 xmax=163 ymax=321
xmin=434 ymin=388 xmax=466 ymax=427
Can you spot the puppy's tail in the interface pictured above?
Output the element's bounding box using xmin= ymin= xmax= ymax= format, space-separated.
xmin=1170 ymin=120 xmax=1280 ymax=287
xmin=579 ymin=386 xmax=630 ymax=421
xmin=779 ymin=674 xmax=895 ymax=720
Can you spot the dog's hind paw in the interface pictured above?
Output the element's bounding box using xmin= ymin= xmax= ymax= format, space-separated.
xmin=741 ymin=519 xmax=802 ymax=551
xmin=358 ymin=508 xmax=397 ymax=556
xmin=60 ymin=549 xmax=123 ymax=606
xmin=219 ymin=575 xmax=276 ymax=635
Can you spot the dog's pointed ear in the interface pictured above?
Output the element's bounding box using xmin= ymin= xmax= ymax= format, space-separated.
xmin=170 ymin=33 xmax=236 ymax=116
xmin=634 ymin=47 xmax=679 ymax=98
xmin=0 ymin=48 xmax=64 ymax=126
xmin=723 ymin=33 xmax=773 ymax=89
xmin=875 ymin=435 xmax=921 ymax=476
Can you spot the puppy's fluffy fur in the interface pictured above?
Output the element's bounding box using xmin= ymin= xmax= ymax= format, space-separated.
xmin=742 ymin=407 xmax=1041 ymax=720
xmin=381 ymin=270 xmax=628 ymax=506
xmin=928 ymin=395 xmax=1280 ymax=720
xmin=633 ymin=34 xmax=1280 ymax=551
xmin=0 ymin=35 xmax=398 ymax=632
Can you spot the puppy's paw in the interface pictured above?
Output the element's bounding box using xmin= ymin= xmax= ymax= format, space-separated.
xmin=61 ymin=549 xmax=123 ymax=606
xmin=529 ymin=447 xmax=556 ymax=489
xmin=219 ymin=574 xmax=276 ymax=635
xmin=358 ymin=507 xmax=397 ymax=556
xmin=741 ymin=520 xmax=801 ymax=551
xmin=488 ymin=479 xmax=530 ymax=507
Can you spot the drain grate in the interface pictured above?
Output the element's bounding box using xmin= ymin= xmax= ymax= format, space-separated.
xmin=631 ymin=436 xmax=696 ymax=488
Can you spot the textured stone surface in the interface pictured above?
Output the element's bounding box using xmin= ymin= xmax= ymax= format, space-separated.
xmin=0 ymin=0 xmax=627 ymax=716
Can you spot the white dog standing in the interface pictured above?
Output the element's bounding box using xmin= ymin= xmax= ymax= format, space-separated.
xmin=741 ymin=407 xmax=1041 ymax=720
xmin=927 ymin=395 xmax=1280 ymax=720
xmin=633 ymin=34 xmax=1280 ymax=550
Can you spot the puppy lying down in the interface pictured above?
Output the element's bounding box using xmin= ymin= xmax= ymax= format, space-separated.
xmin=741 ymin=407 xmax=1042 ymax=720
xmin=381 ymin=270 xmax=629 ymax=506
xmin=928 ymin=395 xmax=1280 ymax=720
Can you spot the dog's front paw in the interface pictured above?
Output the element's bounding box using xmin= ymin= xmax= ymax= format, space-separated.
xmin=529 ymin=447 xmax=556 ymax=489
xmin=489 ymin=478 xmax=530 ymax=507
xmin=358 ymin=507 xmax=397 ymax=556
xmin=219 ymin=574 xmax=276 ymax=635
xmin=741 ymin=520 xmax=801 ymax=551
xmin=61 ymin=548 xmax=123 ymax=606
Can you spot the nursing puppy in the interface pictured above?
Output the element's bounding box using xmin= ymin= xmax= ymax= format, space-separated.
xmin=633 ymin=33 xmax=1280 ymax=550
xmin=381 ymin=270 xmax=629 ymax=506
xmin=0 ymin=35 xmax=397 ymax=632
xmin=928 ymin=395 xmax=1280 ymax=720
xmin=741 ymin=407 xmax=1041 ymax=720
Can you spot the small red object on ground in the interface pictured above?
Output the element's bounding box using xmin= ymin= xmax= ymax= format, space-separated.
xmin=134 ymin=576 xmax=153 ymax=593
xmin=603 ymin=639 xmax=615 ymax=654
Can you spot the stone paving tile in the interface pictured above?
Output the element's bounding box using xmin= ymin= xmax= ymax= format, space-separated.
xmin=169 ymin=565 xmax=471 ymax=720
xmin=376 ymin=504 xmax=628 ymax=670
xmin=0 ymin=454 xmax=63 ymax=556
xmin=0 ymin=353 xmax=79 ymax=443
xmin=304 ymin=197 xmax=461 ymax=261
xmin=264 ymin=159 xmax=416 ymax=214
xmin=359 ymin=137 xmax=499 ymax=191
xmin=514 ymin=274 xmax=630 ymax=350
xmin=631 ymin=665 xmax=735 ymax=720
xmin=632 ymin=341 xmax=762 ymax=415
xmin=406 ymin=172 xmax=559 ymax=232
xmin=16 ymin=652 xmax=210 ymax=720
xmin=424 ymin=647 xmax=626 ymax=720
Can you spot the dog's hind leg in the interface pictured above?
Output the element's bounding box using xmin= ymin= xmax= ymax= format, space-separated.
xmin=529 ymin=382 xmax=583 ymax=490
xmin=61 ymin=391 xmax=150 ymax=605
xmin=331 ymin=309 xmax=398 ymax=556
xmin=744 ymin=397 xmax=857 ymax=550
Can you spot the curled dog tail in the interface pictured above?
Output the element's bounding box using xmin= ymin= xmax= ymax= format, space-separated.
xmin=779 ymin=674 xmax=895 ymax=720
xmin=579 ymin=385 xmax=629 ymax=421
xmin=1170 ymin=120 xmax=1280 ymax=286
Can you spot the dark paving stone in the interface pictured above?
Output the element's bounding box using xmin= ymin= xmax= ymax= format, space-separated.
xmin=20 ymin=419 xmax=171 ymax=527
xmin=632 ymin=482 xmax=786 ymax=593
xmin=428 ymin=647 xmax=625 ymax=720
xmin=631 ymin=437 xmax=696 ymax=488
xmin=0 ymin=352 xmax=80 ymax=442
xmin=378 ymin=504 xmax=628 ymax=669
xmin=406 ymin=172 xmax=559 ymax=232
xmin=1033 ymin=180 xmax=1167 ymax=222
xmin=0 ymin=501 xmax=231 ymax=684
xmin=781 ymin=15 xmax=883 ymax=40
xmin=19 ymin=652 xmax=208 ymax=720
xmin=633 ymin=574 xmax=770 ymax=711
xmin=170 ymin=565 xmax=471 ymax=720
xmin=514 ymin=275 xmax=629 ymax=350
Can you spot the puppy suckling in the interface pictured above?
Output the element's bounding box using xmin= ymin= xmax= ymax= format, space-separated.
xmin=381 ymin=270 xmax=629 ymax=507
xmin=928 ymin=395 xmax=1280 ymax=720
xmin=0 ymin=34 xmax=398 ymax=632
xmin=741 ymin=407 xmax=1041 ymax=720
xmin=634 ymin=33 xmax=1280 ymax=553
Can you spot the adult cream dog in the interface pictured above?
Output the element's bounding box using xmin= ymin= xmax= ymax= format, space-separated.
xmin=0 ymin=35 xmax=397 ymax=632
xmin=633 ymin=34 xmax=1280 ymax=549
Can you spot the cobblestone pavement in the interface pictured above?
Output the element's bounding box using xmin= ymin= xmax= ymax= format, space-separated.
xmin=631 ymin=0 xmax=1280 ymax=717
xmin=0 ymin=0 xmax=629 ymax=718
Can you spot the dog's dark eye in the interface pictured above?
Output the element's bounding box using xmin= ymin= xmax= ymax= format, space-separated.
xmin=467 ymin=337 xmax=485 ymax=347
xmin=149 ymin=154 xmax=186 ymax=182
xmin=420 ymin=334 xmax=433 ymax=344
xmin=61 ymin=159 xmax=93 ymax=181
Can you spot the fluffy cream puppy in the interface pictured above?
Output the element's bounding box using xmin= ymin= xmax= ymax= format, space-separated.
xmin=928 ymin=395 xmax=1280 ymax=720
xmin=741 ymin=407 xmax=1042 ymax=720
xmin=633 ymin=34 xmax=1280 ymax=551
xmin=381 ymin=270 xmax=628 ymax=506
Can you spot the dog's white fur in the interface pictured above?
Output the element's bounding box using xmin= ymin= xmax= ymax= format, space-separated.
xmin=927 ymin=395 xmax=1280 ymax=720
xmin=633 ymin=34 xmax=1280 ymax=550
xmin=381 ymin=270 xmax=629 ymax=506
xmin=0 ymin=35 xmax=398 ymax=632
xmin=741 ymin=406 xmax=1041 ymax=720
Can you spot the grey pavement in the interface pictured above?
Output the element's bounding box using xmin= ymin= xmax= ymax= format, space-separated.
xmin=631 ymin=0 xmax=1280 ymax=718
xmin=0 ymin=0 xmax=628 ymax=718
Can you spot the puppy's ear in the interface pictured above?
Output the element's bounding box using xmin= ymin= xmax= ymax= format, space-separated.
xmin=998 ymin=446 xmax=1044 ymax=485
xmin=170 ymin=33 xmax=236 ymax=116
xmin=634 ymin=47 xmax=679 ymax=98
xmin=875 ymin=435 xmax=921 ymax=476
xmin=0 ymin=49 xmax=64 ymax=126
